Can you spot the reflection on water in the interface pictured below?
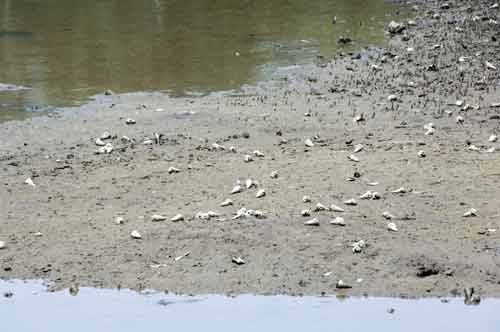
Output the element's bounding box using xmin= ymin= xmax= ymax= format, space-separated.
xmin=0 ymin=0 xmax=400 ymax=120
xmin=1 ymin=280 xmax=499 ymax=332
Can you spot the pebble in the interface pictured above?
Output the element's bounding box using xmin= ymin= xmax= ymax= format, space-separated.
xmin=171 ymin=214 xmax=184 ymax=222
xmin=130 ymin=230 xmax=142 ymax=239
xmin=151 ymin=214 xmax=167 ymax=222
xmin=330 ymin=217 xmax=346 ymax=226
xmin=387 ymin=94 xmax=398 ymax=102
xmin=220 ymin=199 xmax=233 ymax=207
xmin=304 ymin=218 xmax=320 ymax=226
xmin=256 ymin=189 xmax=266 ymax=198
xmin=304 ymin=138 xmax=315 ymax=147
xmin=25 ymin=178 xmax=36 ymax=187
xmin=387 ymin=21 xmax=405 ymax=34
xmin=387 ymin=222 xmax=398 ymax=232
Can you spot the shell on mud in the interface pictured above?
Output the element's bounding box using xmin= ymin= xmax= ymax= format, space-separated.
xmin=253 ymin=150 xmax=265 ymax=157
xmin=353 ymin=144 xmax=364 ymax=153
xmin=387 ymin=94 xmax=398 ymax=102
xmin=353 ymin=113 xmax=365 ymax=123
xmin=302 ymin=195 xmax=312 ymax=203
xmin=301 ymin=209 xmax=312 ymax=217
xmin=231 ymin=185 xmax=243 ymax=194
xmin=468 ymin=145 xmax=480 ymax=151
xmin=125 ymin=118 xmax=136 ymax=125
xmin=348 ymin=154 xmax=360 ymax=162
xmin=335 ymin=280 xmax=352 ymax=289
xmin=304 ymin=138 xmax=315 ymax=147
xmin=143 ymin=139 xmax=154 ymax=145
xmin=330 ymin=217 xmax=346 ymax=226
xmin=232 ymin=256 xmax=246 ymax=265
xmin=212 ymin=143 xmax=226 ymax=151
xmin=171 ymin=214 xmax=184 ymax=222
xmin=351 ymin=240 xmax=365 ymax=254
xmin=387 ymin=222 xmax=398 ymax=232
xmin=304 ymin=218 xmax=320 ymax=226
xmin=488 ymin=135 xmax=498 ymax=142
xmin=463 ymin=208 xmax=477 ymax=217
xmin=424 ymin=127 xmax=435 ymax=136
xmin=130 ymin=230 xmax=142 ymax=239
xmin=151 ymin=214 xmax=167 ymax=222
xmin=456 ymin=116 xmax=464 ymax=124
xmin=417 ymin=150 xmax=426 ymax=158
xmin=25 ymin=178 xmax=36 ymax=187
xmin=313 ymin=202 xmax=327 ymax=212
xmin=344 ymin=198 xmax=357 ymax=206
xmin=391 ymin=187 xmax=406 ymax=194
xmin=96 ymin=143 xmax=113 ymax=154
xmin=0 ymin=241 xmax=6 ymax=250
xmin=220 ymin=199 xmax=233 ymax=207
xmin=367 ymin=182 xmax=379 ymax=186
xmin=168 ymin=166 xmax=180 ymax=174
xmin=115 ymin=217 xmax=124 ymax=225
xmin=486 ymin=147 xmax=496 ymax=153
xmin=256 ymin=189 xmax=266 ymax=198
xmin=101 ymin=131 xmax=112 ymax=140
xmin=245 ymin=179 xmax=256 ymax=189
xmin=382 ymin=211 xmax=395 ymax=220
xmin=229 ymin=146 xmax=237 ymax=153
xmin=232 ymin=208 xmax=247 ymax=220
xmin=95 ymin=138 xmax=106 ymax=146
xmin=387 ymin=21 xmax=405 ymax=34
xmin=330 ymin=204 xmax=345 ymax=212
xmin=244 ymin=154 xmax=254 ymax=163
xmin=485 ymin=61 xmax=497 ymax=70
xmin=270 ymin=171 xmax=279 ymax=179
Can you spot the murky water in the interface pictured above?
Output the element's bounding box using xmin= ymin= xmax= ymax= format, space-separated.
xmin=0 ymin=0 xmax=403 ymax=121
xmin=1 ymin=280 xmax=499 ymax=331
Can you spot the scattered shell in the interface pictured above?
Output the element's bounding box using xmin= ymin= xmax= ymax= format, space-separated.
xmin=485 ymin=61 xmax=497 ymax=70
xmin=0 ymin=241 xmax=5 ymax=250
xmin=212 ymin=143 xmax=226 ymax=151
xmin=101 ymin=131 xmax=112 ymax=140
xmin=174 ymin=252 xmax=190 ymax=261
xmin=151 ymin=214 xmax=167 ymax=222
xmin=455 ymin=100 xmax=464 ymax=107
xmin=125 ymin=118 xmax=136 ymax=125
xmin=425 ymin=127 xmax=435 ymax=136
xmin=244 ymin=154 xmax=254 ymax=162
xmin=253 ymin=150 xmax=265 ymax=157
xmin=353 ymin=144 xmax=364 ymax=153
xmin=313 ymin=203 xmax=328 ymax=212
xmin=96 ymin=143 xmax=113 ymax=154
xmin=130 ymin=230 xmax=142 ymax=239
xmin=304 ymin=218 xmax=320 ymax=226
xmin=359 ymin=191 xmax=380 ymax=200
xmin=25 ymin=178 xmax=36 ymax=187
xmin=351 ymin=240 xmax=366 ymax=253
xmin=456 ymin=115 xmax=464 ymax=124
xmin=231 ymin=185 xmax=243 ymax=194
xmin=382 ymin=211 xmax=395 ymax=220
xmin=121 ymin=136 xmax=131 ymax=143
xmin=468 ymin=145 xmax=480 ymax=151
xmin=232 ymin=256 xmax=246 ymax=265
xmin=302 ymin=195 xmax=312 ymax=203
xmin=417 ymin=150 xmax=426 ymax=158
xmin=387 ymin=94 xmax=398 ymax=102
xmin=391 ymin=187 xmax=406 ymax=194
xmin=387 ymin=222 xmax=398 ymax=232
xmin=304 ymin=138 xmax=315 ymax=147
xmin=387 ymin=21 xmax=405 ymax=34
xmin=486 ymin=147 xmax=496 ymax=153
xmin=336 ymin=280 xmax=352 ymax=289
xmin=348 ymin=154 xmax=359 ymax=162
xmin=330 ymin=217 xmax=346 ymax=226
xmin=344 ymin=198 xmax=357 ymax=206
xmin=256 ymin=189 xmax=266 ymax=198
xmin=143 ymin=139 xmax=154 ymax=145
xmin=353 ymin=114 xmax=365 ymax=123
xmin=367 ymin=182 xmax=379 ymax=186
xmin=229 ymin=146 xmax=237 ymax=153
xmin=171 ymin=214 xmax=184 ymax=222
xmin=168 ymin=167 xmax=180 ymax=174
xmin=115 ymin=217 xmax=124 ymax=225
xmin=463 ymin=208 xmax=477 ymax=217
xmin=245 ymin=179 xmax=256 ymax=189
xmin=270 ymin=171 xmax=279 ymax=179
xmin=220 ymin=199 xmax=233 ymax=207
xmin=488 ymin=135 xmax=498 ymax=142
xmin=301 ymin=209 xmax=312 ymax=217
xmin=330 ymin=204 xmax=345 ymax=212
xmin=95 ymin=138 xmax=106 ymax=146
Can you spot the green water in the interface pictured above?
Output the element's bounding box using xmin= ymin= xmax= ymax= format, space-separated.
xmin=0 ymin=0 xmax=401 ymax=121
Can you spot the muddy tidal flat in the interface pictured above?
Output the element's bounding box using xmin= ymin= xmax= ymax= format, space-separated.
xmin=1 ymin=0 xmax=500 ymax=298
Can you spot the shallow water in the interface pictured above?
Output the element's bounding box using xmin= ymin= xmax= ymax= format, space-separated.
xmin=1 ymin=280 xmax=499 ymax=332
xmin=0 ymin=0 xmax=403 ymax=121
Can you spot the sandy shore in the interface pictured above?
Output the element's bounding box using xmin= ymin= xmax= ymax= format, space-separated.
xmin=1 ymin=0 xmax=500 ymax=297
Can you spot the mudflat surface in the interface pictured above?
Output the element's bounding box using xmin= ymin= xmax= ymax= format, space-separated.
xmin=1 ymin=0 xmax=500 ymax=297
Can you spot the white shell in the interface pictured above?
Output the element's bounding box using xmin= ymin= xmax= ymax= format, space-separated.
xmin=301 ymin=209 xmax=311 ymax=217
xmin=270 ymin=171 xmax=279 ymax=179
xmin=196 ymin=212 xmax=210 ymax=220
xmin=220 ymin=199 xmax=233 ymax=207
xmin=244 ymin=154 xmax=254 ymax=162
xmin=455 ymin=100 xmax=464 ymax=107
xmin=353 ymin=114 xmax=365 ymax=122
xmin=351 ymin=240 xmax=365 ymax=253
xmin=25 ymin=178 xmax=36 ymax=187
xmin=253 ymin=150 xmax=265 ymax=157
xmin=456 ymin=116 xmax=464 ymax=124
xmin=304 ymin=218 xmax=320 ymax=226
xmin=96 ymin=143 xmax=113 ymax=154
xmin=168 ymin=167 xmax=180 ymax=174
xmin=382 ymin=211 xmax=395 ymax=220
xmin=302 ymin=195 xmax=312 ymax=203
xmin=101 ymin=131 xmax=112 ymax=140
xmin=468 ymin=145 xmax=480 ymax=151
xmin=231 ymin=185 xmax=243 ymax=194
xmin=488 ymin=135 xmax=498 ymax=142
xmin=423 ymin=122 xmax=435 ymax=130
xmin=463 ymin=208 xmax=477 ymax=217
xmin=143 ymin=139 xmax=154 ymax=145
xmin=359 ymin=191 xmax=373 ymax=199
xmin=417 ymin=150 xmax=426 ymax=158
xmin=115 ymin=217 xmax=124 ymax=225
xmin=387 ymin=222 xmax=398 ymax=232
xmin=304 ymin=138 xmax=315 ymax=147
xmin=232 ymin=256 xmax=246 ymax=265
xmin=487 ymin=147 xmax=496 ymax=153
xmin=425 ymin=127 xmax=435 ymax=136
xmin=348 ymin=154 xmax=360 ymax=162
xmin=0 ymin=241 xmax=5 ymax=249
xmin=391 ymin=187 xmax=406 ymax=194
xmin=125 ymin=118 xmax=136 ymax=125
xmin=151 ymin=214 xmax=167 ymax=222
xmin=330 ymin=217 xmax=346 ymax=226
xmin=130 ymin=230 xmax=142 ymax=239
xmin=95 ymin=138 xmax=106 ymax=146
xmin=229 ymin=146 xmax=237 ymax=153
xmin=256 ymin=189 xmax=266 ymax=198
xmin=212 ymin=143 xmax=226 ymax=151
xmin=171 ymin=214 xmax=184 ymax=222
xmin=367 ymin=182 xmax=379 ymax=186
xmin=388 ymin=94 xmax=398 ymax=102
xmin=245 ymin=179 xmax=256 ymax=189
xmin=313 ymin=203 xmax=327 ymax=212
xmin=353 ymin=144 xmax=364 ymax=153
xmin=344 ymin=198 xmax=357 ymax=206
xmin=485 ymin=61 xmax=497 ymax=70
xmin=330 ymin=204 xmax=345 ymax=212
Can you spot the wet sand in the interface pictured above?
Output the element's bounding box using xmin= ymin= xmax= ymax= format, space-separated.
xmin=1 ymin=0 xmax=500 ymax=297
